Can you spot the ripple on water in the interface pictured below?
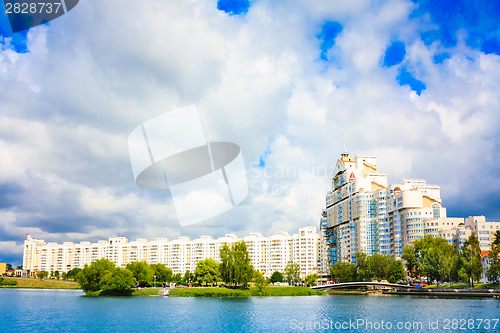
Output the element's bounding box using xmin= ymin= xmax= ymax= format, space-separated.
xmin=1 ymin=290 xmax=499 ymax=332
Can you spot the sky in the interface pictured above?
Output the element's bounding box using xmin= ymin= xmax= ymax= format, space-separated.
xmin=1 ymin=0 xmax=500 ymax=266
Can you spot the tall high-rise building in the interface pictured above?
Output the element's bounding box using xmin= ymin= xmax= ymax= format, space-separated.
xmin=319 ymin=152 xmax=500 ymax=277
xmin=320 ymin=152 xmax=446 ymax=272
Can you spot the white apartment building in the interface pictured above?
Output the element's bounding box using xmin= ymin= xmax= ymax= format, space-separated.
xmin=464 ymin=216 xmax=500 ymax=251
xmin=23 ymin=227 xmax=319 ymax=279
xmin=396 ymin=215 xmax=499 ymax=252
xmin=322 ymin=152 xmax=446 ymax=267
xmin=319 ymin=152 xmax=500 ymax=276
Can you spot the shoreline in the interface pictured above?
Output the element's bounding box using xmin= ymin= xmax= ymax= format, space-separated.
xmin=3 ymin=286 xmax=499 ymax=299
xmin=3 ymin=279 xmax=499 ymax=299
xmin=383 ymin=289 xmax=500 ymax=298
xmin=0 ymin=277 xmax=80 ymax=290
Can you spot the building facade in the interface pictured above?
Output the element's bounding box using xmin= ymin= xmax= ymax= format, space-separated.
xmin=23 ymin=227 xmax=319 ymax=279
xmin=319 ymin=152 xmax=499 ymax=276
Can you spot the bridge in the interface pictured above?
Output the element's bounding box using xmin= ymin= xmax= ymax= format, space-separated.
xmin=311 ymin=282 xmax=416 ymax=291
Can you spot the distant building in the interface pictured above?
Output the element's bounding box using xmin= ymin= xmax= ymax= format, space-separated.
xmin=465 ymin=216 xmax=500 ymax=251
xmin=23 ymin=227 xmax=319 ymax=279
xmin=0 ymin=263 xmax=6 ymax=275
xmin=401 ymin=215 xmax=499 ymax=252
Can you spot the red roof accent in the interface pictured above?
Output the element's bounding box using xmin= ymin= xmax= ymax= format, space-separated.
xmin=481 ymin=251 xmax=489 ymax=258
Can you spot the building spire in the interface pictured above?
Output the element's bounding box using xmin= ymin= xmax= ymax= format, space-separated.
xmin=341 ymin=144 xmax=349 ymax=160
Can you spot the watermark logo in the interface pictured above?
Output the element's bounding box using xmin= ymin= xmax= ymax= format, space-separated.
xmin=128 ymin=105 xmax=248 ymax=227
xmin=3 ymin=0 xmax=79 ymax=33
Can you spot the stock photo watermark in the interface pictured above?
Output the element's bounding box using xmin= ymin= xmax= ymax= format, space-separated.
xmin=3 ymin=0 xmax=80 ymax=33
xmin=128 ymin=105 xmax=248 ymax=227
xmin=289 ymin=317 xmax=499 ymax=331
xmin=247 ymin=160 xmax=330 ymax=197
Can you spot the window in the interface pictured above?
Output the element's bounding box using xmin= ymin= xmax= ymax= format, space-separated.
xmin=432 ymin=204 xmax=440 ymax=219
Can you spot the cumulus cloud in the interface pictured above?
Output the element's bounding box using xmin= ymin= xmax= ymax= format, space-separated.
xmin=0 ymin=0 xmax=500 ymax=264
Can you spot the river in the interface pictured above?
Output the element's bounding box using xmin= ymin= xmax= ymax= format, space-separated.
xmin=2 ymin=289 xmax=499 ymax=332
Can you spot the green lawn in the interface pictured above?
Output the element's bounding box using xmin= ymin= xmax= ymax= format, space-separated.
xmin=0 ymin=277 xmax=80 ymax=289
xmin=169 ymin=286 xmax=325 ymax=297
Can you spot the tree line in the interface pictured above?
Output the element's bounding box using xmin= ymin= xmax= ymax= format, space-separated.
xmin=328 ymin=231 xmax=500 ymax=287
xmin=329 ymin=253 xmax=405 ymax=283
xmin=403 ymin=231 xmax=500 ymax=286
xmin=36 ymin=267 xmax=85 ymax=281
xmin=75 ymin=241 xmax=319 ymax=295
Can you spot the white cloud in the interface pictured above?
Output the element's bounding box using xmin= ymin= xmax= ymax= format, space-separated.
xmin=0 ymin=241 xmax=23 ymax=258
xmin=1 ymin=0 xmax=500 ymax=255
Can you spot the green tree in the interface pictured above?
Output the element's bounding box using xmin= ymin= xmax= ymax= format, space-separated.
xmin=253 ymin=270 xmax=268 ymax=293
xmin=330 ymin=262 xmax=357 ymax=283
xmin=270 ymin=271 xmax=284 ymax=284
xmin=77 ymin=258 xmax=115 ymax=293
xmin=125 ymin=261 xmax=154 ymax=287
xmin=388 ymin=260 xmax=405 ymax=283
xmin=219 ymin=243 xmax=232 ymax=285
xmin=219 ymin=241 xmax=254 ymax=287
xmin=411 ymin=236 xmax=436 ymax=281
xmin=54 ymin=270 xmax=60 ymax=280
xmin=460 ymin=234 xmax=483 ymax=287
xmin=182 ymin=270 xmax=195 ymax=285
xmin=304 ymin=273 xmax=318 ymax=285
xmin=366 ymin=254 xmax=392 ymax=280
xmin=402 ymin=245 xmax=421 ymax=279
xmin=150 ymin=264 xmax=173 ymax=284
xmin=66 ymin=268 xmax=81 ymax=281
xmin=487 ymin=230 xmax=500 ymax=282
xmin=421 ymin=247 xmax=440 ymax=283
xmin=194 ymin=258 xmax=219 ymax=286
xmin=438 ymin=244 xmax=460 ymax=286
xmin=355 ymin=252 xmax=368 ymax=281
xmin=171 ymin=273 xmax=183 ymax=284
xmin=37 ymin=270 xmax=49 ymax=279
xmin=403 ymin=236 xmax=459 ymax=284
xmin=99 ymin=267 xmax=136 ymax=296
xmin=284 ymin=262 xmax=301 ymax=285
xmin=232 ymin=241 xmax=254 ymax=287
xmin=419 ymin=238 xmax=457 ymax=285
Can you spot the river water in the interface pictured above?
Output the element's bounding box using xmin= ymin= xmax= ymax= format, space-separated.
xmin=2 ymin=289 xmax=499 ymax=332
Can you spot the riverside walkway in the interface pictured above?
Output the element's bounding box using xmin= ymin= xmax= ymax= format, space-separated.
xmin=311 ymin=281 xmax=415 ymax=291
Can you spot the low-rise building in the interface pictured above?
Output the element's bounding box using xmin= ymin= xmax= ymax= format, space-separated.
xmin=23 ymin=227 xmax=319 ymax=279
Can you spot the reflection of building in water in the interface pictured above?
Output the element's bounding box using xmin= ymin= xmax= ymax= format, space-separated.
xmin=23 ymin=227 xmax=319 ymax=279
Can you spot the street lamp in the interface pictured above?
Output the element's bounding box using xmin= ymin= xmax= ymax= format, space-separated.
xmin=154 ymin=275 xmax=156 ymax=288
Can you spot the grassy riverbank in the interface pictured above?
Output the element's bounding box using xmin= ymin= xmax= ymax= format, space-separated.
xmin=169 ymin=286 xmax=325 ymax=297
xmin=0 ymin=277 xmax=80 ymax=289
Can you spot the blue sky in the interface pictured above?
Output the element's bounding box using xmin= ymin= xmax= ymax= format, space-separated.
xmin=1 ymin=0 xmax=500 ymax=265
